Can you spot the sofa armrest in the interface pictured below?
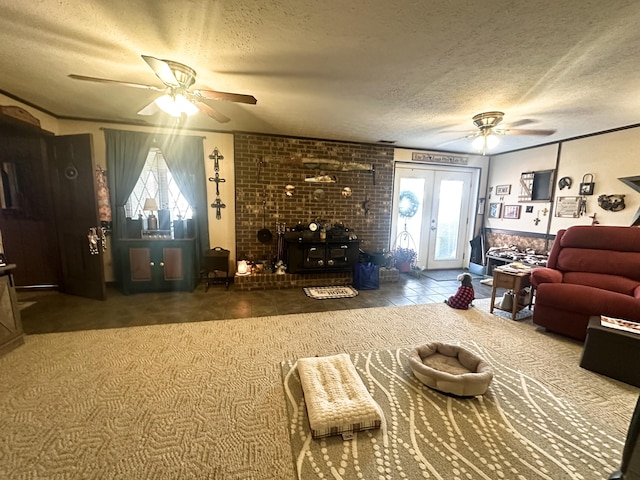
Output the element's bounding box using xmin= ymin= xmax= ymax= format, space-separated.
xmin=635 ymin=285 xmax=640 ymax=300
xmin=530 ymin=267 xmax=563 ymax=286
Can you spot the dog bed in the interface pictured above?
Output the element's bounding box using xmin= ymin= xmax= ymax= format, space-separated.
xmin=297 ymin=353 xmax=382 ymax=439
xmin=408 ymin=342 xmax=494 ymax=396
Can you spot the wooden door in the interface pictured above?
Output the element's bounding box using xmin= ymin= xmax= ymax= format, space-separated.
xmin=50 ymin=134 xmax=106 ymax=300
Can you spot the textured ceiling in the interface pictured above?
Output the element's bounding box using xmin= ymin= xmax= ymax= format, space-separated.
xmin=2 ymin=0 xmax=640 ymax=154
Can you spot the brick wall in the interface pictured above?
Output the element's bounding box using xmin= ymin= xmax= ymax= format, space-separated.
xmin=234 ymin=133 xmax=395 ymax=264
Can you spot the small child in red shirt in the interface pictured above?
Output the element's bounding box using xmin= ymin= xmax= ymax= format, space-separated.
xmin=445 ymin=273 xmax=475 ymax=309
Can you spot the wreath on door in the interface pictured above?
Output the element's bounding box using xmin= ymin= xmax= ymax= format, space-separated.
xmin=398 ymin=190 xmax=420 ymax=218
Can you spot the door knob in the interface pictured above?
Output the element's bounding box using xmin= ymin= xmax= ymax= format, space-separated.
xmin=160 ymin=262 xmax=165 ymax=267
xmin=150 ymin=261 xmax=155 ymax=266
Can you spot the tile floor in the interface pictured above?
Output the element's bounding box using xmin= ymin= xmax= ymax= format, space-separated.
xmin=17 ymin=270 xmax=495 ymax=334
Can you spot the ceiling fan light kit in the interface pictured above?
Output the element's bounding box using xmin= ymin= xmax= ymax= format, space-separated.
xmin=472 ymin=111 xmax=505 ymax=130
xmin=154 ymin=93 xmax=199 ymax=117
xmin=69 ymin=55 xmax=257 ymax=123
xmin=472 ymin=131 xmax=500 ymax=153
xmin=464 ymin=111 xmax=555 ymax=154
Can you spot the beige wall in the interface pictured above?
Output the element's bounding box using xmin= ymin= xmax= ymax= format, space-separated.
xmin=484 ymin=144 xmax=559 ymax=234
xmin=550 ymin=128 xmax=640 ymax=231
xmin=486 ymin=127 xmax=640 ymax=236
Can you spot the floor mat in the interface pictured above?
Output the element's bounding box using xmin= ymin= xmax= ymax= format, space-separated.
xmin=303 ymin=286 xmax=358 ymax=299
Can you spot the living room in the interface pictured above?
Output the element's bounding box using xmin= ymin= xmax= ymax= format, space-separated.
xmin=1 ymin=2 xmax=640 ymax=479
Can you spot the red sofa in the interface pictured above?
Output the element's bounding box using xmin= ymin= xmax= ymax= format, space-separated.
xmin=530 ymin=225 xmax=640 ymax=341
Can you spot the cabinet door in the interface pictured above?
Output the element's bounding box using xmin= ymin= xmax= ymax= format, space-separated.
xmin=129 ymin=248 xmax=153 ymax=282
xmin=162 ymin=247 xmax=184 ymax=281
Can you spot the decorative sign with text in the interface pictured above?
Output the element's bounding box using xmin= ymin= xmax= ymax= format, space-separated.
xmin=411 ymin=152 xmax=468 ymax=165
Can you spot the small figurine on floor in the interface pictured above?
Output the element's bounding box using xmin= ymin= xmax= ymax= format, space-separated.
xmin=445 ymin=273 xmax=475 ymax=309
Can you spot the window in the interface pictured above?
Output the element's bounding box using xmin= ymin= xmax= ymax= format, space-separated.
xmin=125 ymin=148 xmax=192 ymax=220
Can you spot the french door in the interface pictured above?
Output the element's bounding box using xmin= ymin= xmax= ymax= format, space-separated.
xmin=391 ymin=165 xmax=476 ymax=270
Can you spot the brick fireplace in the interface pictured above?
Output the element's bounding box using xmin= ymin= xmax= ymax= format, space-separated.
xmin=233 ymin=133 xmax=395 ymax=273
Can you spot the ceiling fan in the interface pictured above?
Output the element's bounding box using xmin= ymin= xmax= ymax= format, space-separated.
xmin=69 ymin=55 xmax=257 ymax=123
xmin=445 ymin=111 xmax=556 ymax=154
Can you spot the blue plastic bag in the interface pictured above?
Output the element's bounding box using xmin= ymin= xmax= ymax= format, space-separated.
xmin=353 ymin=262 xmax=380 ymax=290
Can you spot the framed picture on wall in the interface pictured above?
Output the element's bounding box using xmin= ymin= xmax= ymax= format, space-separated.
xmin=477 ymin=197 xmax=486 ymax=215
xmin=495 ymin=184 xmax=511 ymax=195
xmin=488 ymin=202 xmax=502 ymax=218
xmin=503 ymin=205 xmax=521 ymax=219
xmin=556 ymin=196 xmax=582 ymax=217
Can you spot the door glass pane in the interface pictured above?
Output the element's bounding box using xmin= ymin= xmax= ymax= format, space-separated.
xmin=434 ymin=180 xmax=463 ymax=261
xmin=395 ymin=177 xmax=424 ymax=256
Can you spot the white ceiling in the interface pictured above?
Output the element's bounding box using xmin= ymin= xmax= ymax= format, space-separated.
xmin=2 ymin=0 xmax=640 ymax=155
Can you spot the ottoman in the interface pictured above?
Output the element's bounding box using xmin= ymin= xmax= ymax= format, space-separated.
xmin=580 ymin=316 xmax=640 ymax=388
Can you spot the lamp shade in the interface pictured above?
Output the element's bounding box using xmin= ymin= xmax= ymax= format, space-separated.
xmin=143 ymin=198 xmax=159 ymax=211
xmin=154 ymin=94 xmax=199 ymax=117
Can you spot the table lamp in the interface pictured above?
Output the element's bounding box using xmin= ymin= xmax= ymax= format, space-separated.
xmin=237 ymin=260 xmax=249 ymax=275
xmin=143 ymin=198 xmax=159 ymax=230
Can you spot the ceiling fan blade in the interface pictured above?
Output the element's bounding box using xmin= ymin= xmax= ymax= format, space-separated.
xmin=68 ymin=74 xmax=165 ymax=91
xmin=137 ymin=100 xmax=160 ymax=116
xmin=141 ymin=55 xmax=180 ymax=88
xmin=194 ymin=101 xmax=230 ymax=123
xmin=437 ymin=133 xmax=478 ymax=147
xmin=507 ymin=119 xmax=535 ymax=128
xmin=192 ymin=89 xmax=257 ymax=105
xmin=506 ymin=128 xmax=556 ymax=136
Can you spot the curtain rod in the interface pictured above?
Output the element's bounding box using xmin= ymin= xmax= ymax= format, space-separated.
xmin=98 ymin=127 xmax=206 ymax=139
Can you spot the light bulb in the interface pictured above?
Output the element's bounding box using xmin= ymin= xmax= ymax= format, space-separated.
xmin=485 ymin=134 xmax=500 ymax=149
xmin=155 ymin=94 xmax=199 ymax=117
xmin=472 ymin=132 xmax=500 ymax=153
xmin=174 ymin=94 xmax=199 ymax=116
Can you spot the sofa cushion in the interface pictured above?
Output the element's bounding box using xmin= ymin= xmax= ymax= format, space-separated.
xmin=563 ymin=272 xmax=640 ymax=296
xmin=536 ymin=283 xmax=640 ymax=322
xmin=560 ymin=225 xmax=640 ymax=252
xmin=556 ymin=248 xmax=640 ymax=282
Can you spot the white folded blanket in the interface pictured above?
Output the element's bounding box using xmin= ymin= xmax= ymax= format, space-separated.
xmin=297 ymin=353 xmax=382 ymax=439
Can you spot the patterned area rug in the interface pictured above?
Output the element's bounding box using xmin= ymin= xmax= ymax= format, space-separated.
xmin=303 ymin=286 xmax=358 ymax=299
xmin=282 ymin=346 xmax=621 ymax=480
xmin=0 ymin=303 xmax=637 ymax=479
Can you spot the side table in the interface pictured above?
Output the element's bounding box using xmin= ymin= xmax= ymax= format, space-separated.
xmin=580 ymin=316 xmax=640 ymax=388
xmin=490 ymin=267 xmax=533 ymax=320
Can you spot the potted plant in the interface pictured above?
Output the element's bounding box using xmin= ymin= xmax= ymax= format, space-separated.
xmin=393 ymin=247 xmax=417 ymax=272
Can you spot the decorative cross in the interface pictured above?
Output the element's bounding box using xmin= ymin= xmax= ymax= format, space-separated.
xmin=208 ymin=173 xmax=226 ymax=196
xmin=209 ymin=147 xmax=224 ymax=172
xmin=211 ymin=198 xmax=226 ymax=220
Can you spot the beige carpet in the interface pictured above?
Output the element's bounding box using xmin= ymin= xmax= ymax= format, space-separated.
xmin=0 ymin=302 xmax=637 ymax=479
